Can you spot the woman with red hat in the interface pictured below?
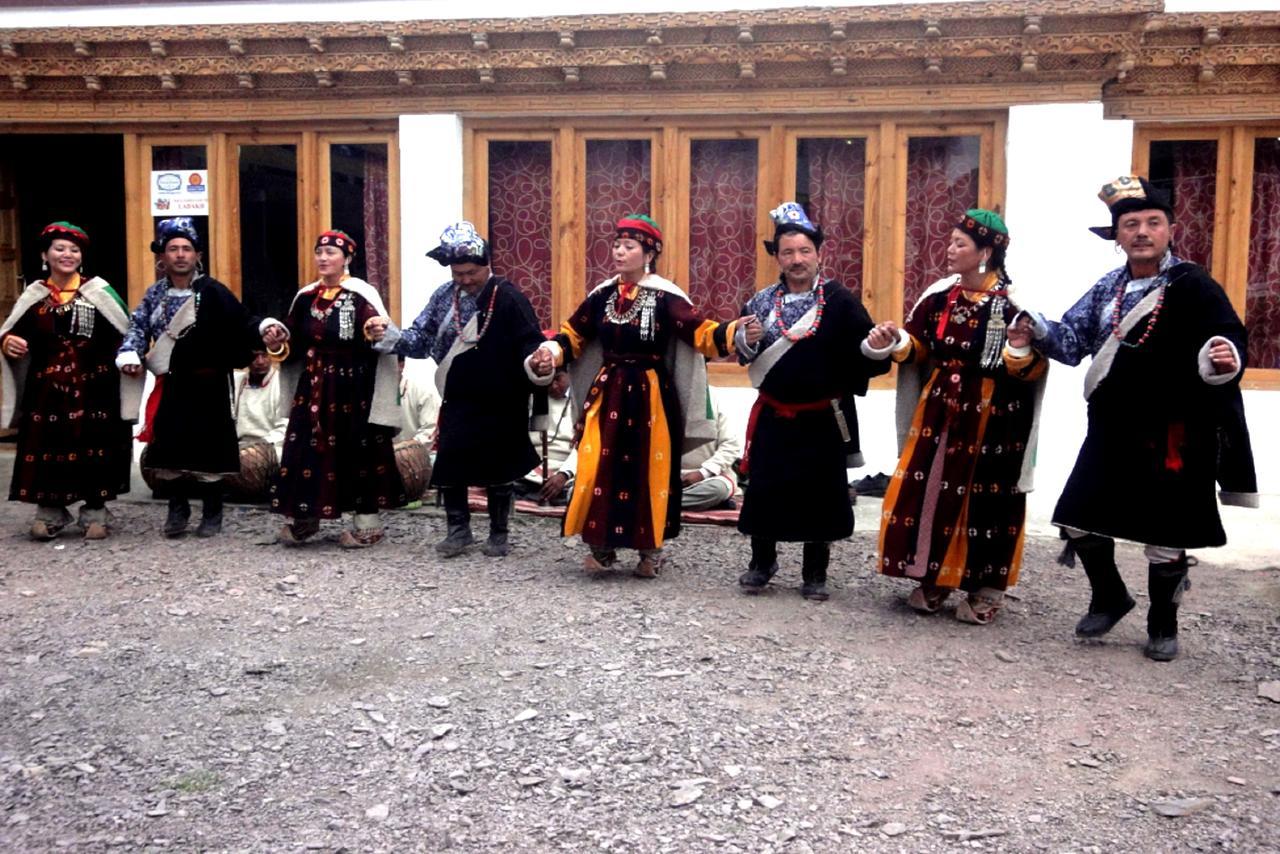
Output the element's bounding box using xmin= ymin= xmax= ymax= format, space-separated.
xmin=1 ymin=222 xmax=135 ymax=540
xmin=261 ymin=230 xmax=406 ymax=548
xmin=527 ymin=214 xmax=755 ymax=578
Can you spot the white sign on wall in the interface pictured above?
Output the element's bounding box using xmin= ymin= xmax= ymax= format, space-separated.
xmin=150 ymin=170 xmax=210 ymax=215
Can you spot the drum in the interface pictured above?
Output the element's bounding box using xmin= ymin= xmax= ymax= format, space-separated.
xmin=225 ymin=440 xmax=279 ymax=502
xmin=394 ymin=439 xmax=432 ymax=500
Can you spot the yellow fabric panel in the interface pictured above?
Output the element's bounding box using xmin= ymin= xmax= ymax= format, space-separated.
xmin=692 ymin=318 xmax=733 ymax=357
xmin=48 ymin=273 xmax=82 ymax=306
xmin=878 ymin=369 xmax=937 ymax=566
xmin=1003 ymin=347 xmax=1047 ymax=381
xmin=1007 ymin=510 xmax=1026 ymax=587
xmin=892 ymin=332 xmax=928 ymax=364
xmin=562 ymin=382 xmax=603 ymax=538
xmin=645 ymin=368 xmax=671 ymax=548
xmin=559 ymin=318 xmax=586 ymax=362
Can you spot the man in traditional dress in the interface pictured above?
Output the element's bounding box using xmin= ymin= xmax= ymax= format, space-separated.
xmin=1010 ymin=176 xmax=1256 ymax=661
xmin=735 ymin=203 xmax=888 ymax=600
xmin=119 ymin=218 xmax=275 ymax=538
xmin=367 ymin=222 xmax=547 ymax=558
xmin=233 ymin=349 xmax=288 ymax=454
xmin=678 ymin=390 xmax=740 ymax=511
xmin=517 ymin=366 xmax=576 ymax=505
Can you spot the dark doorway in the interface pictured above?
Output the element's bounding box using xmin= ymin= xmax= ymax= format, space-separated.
xmin=0 ymin=134 xmax=127 ymax=307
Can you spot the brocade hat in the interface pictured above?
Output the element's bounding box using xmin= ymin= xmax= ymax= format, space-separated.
xmin=1090 ymin=175 xmax=1175 ymax=240
xmin=615 ymin=214 xmax=663 ymax=256
xmin=151 ymin=217 xmax=200 ymax=253
xmin=427 ymin=221 xmax=489 ymax=266
xmin=41 ymin=221 xmax=89 ymax=251
xmin=764 ymin=201 xmax=824 ymax=254
xmin=315 ymin=229 xmax=358 ymax=258
xmin=956 ymin=209 xmax=1010 ymax=250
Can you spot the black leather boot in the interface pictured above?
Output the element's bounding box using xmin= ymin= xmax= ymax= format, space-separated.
xmin=436 ymin=486 xmax=475 ymax=558
xmin=739 ymin=537 xmax=778 ymax=592
xmin=1145 ymin=556 xmax=1190 ymax=662
xmin=197 ymin=484 xmax=224 ymax=538
xmin=1073 ymin=535 xmax=1135 ymax=637
xmin=481 ymin=484 xmax=513 ymax=557
xmin=163 ymin=495 xmax=191 ymax=538
xmin=800 ymin=541 xmax=830 ymax=601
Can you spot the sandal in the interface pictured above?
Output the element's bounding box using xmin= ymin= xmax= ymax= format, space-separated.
xmin=633 ymin=554 xmax=663 ymax=579
xmin=906 ymin=584 xmax=951 ymax=614
xmin=339 ymin=528 xmax=385 ymax=549
xmin=279 ymin=519 xmax=320 ymax=547
xmin=30 ymin=509 xmax=73 ymax=541
xmin=583 ymin=551 xmax=617 ymax=575
xmin=955 ymin=588 xmax=1004 ymax=625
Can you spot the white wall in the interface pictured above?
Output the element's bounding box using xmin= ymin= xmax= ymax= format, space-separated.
xmin=398 ymin=114 xmax=463 ymax=326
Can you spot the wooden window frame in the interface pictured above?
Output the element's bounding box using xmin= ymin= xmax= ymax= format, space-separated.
xmin=1134 ymin=123 xmax=1280 ymax=388
xmin=124 ymin=126 xmax=400 ymax=314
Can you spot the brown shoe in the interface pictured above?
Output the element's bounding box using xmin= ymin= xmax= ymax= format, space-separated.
xmin=633 ymin=554 xmax=663 ymax=579
xmin=955 ymin=588 xmax=1004 ymax=625
xmin=279 ymin=521 xmax=319 ymax=547
xmin=906 ymin=583 xmax=951 ymax=614
xmin=583 ymin=551 xmax=617 ymax=575
xmin=339 ymin=528 xmax=385 ymax=549
xmin=83 ymin=522 xmax=109 ymax=540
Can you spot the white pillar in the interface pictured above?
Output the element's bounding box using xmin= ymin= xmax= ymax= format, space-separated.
xmin=398 ymin=113 xmax=464 ymax=326
xmin=1003 ymin=103 xmax=1135 ymax=520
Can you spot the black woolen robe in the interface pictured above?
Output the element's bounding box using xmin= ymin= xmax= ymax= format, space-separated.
xmin=737 ymin=281 xmax=888 ymax=543
xmin=1053 ymin=262 xmax=1256 ymax=549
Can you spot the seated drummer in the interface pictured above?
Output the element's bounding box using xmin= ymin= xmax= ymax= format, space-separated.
xmin=233 ymin=348 xmax=288 ymax=455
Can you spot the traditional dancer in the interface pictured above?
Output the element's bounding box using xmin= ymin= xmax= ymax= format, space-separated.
xmin=735 ymin=203 xmax=887 ymax=601
xmin=1012 ymin=176 xmax=1256 ymax=660
xmin=864 ymin=210 xmax=1046 ymax=624
xmin=527 ymin=215 xmax=746 ymax=578
xmin=263 ymin=230 xmax=406 ymax=547
xmin=2 ymin=222 xmax=137 ymax=540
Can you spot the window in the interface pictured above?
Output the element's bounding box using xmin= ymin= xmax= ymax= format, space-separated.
xmin=1135 ymin=125 xmax=1280 ymax=383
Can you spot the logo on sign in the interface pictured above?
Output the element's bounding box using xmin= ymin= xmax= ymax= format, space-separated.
xmin=188 ymin=173 xmax=206 ymax=192
xmin=156 ymin=173 xmax=182 ymax=192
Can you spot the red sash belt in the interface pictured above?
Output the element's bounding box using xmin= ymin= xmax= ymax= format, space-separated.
xmin=739 ymin=391 xmax=835 ymax=475
xmin=137 ymin=374 xmax=164 ymax=443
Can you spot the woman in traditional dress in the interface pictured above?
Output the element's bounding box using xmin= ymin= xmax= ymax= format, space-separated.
xmin=1 ymin=222 xmax=135 ymax=540
xmin=263 ymin=230 xmax=405 ymax=548
xmin=527 ymin=215 xmax=747 ymax=578
xmin=863 ymin=210 xmax=1046 ymax=624
xmin=120 ymin=217 xmax=262 ymax=538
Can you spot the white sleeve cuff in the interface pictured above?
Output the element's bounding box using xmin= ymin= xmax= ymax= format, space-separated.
xmin=1004 ymin=342 xmax=1032 ymax=358
xmin=372 ymin=323 xmax=402 ymax=355
xmin=558 ymin=448 xmax=577 ymax=478
xmin=115 ymin=350 xmax=141 ymax=369
xmin=523 ymin=342 xmax=560 ymax=386
xmin=1015 ymin=309 xmax=1049 ymax=341
xmin=1199 ymin=337 xmax=1242 ymax=385
xmin=861 ymin=328 xmax=908 ymax=360
xmin=734 ymin=322 xmax=759 ymax=358
xmin=258 ymin=317 xmax=290 ymax=339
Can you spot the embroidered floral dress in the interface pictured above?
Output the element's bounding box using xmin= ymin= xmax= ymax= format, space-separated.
xmin=6 ymin=281 xmax=131 ymax=505
xmin=270 ymin=286 xmax=406 ymax=519
xmin=879 ymin=277 xmax=1045 ymax=594
xmin=551 ymin=278 xmax=734 ymax=551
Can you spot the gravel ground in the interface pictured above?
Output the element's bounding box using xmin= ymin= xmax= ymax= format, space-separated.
xmin=1 ymin=496 xmax=1278 ymax=853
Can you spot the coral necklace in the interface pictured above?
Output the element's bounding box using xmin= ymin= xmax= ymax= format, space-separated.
xmin=454 ymin=279 xmax=498 ymax=343
xmin=1111 ymin=276 xmax=1165 ymax=348
xmin=773 ymin=282 xmax=825 ymax=342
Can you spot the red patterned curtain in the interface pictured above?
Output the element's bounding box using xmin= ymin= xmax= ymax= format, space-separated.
xmin=585 ymin=140 xmax=651 ymax=293
xmin=488 ymin=140 xmax=554 ymax=328
xmin=797 ymin=137 xmax=866 ymax=299
xmin=688 ymin=139 xmax=757 ymax=321
xmin=903 ymin=136 xmax=980 ymax=315
xmin=361 ymin=146 xmax=390 ymax=305
xmin=1247 ymin=138 xmax=1280 ymax=370
xmin=1151 ymin=140 xmax=1217 ymax=270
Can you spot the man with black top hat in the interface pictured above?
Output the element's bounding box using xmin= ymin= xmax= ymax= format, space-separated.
xmin=1010 ymin=176 xmax=1257 ymax=661
xmin=119 ymin=217 xmax=276 ymax=538
xmin=367 ymin=221 xmax=547 ymax=558
xmin=734 ymin=202 xmax=888 ymax=601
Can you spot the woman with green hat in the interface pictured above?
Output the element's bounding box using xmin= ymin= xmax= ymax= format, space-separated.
xmin=862 ymin=209 xmax=1047 ymax=624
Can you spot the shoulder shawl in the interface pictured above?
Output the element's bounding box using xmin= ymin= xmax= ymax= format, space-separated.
xmin=278 ymin=277 xmax=400 ymax=429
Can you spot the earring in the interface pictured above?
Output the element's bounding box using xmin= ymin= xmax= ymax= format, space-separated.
xmin=41 ymin=259 xmax=48 ymax=272
xmin=344 ymin=259 xmax=351 ymax=274
xmin=977 ymin=261 xmax=987 ymax=275
xmin=1114 ymin=243 xmax=1123 ymax=254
